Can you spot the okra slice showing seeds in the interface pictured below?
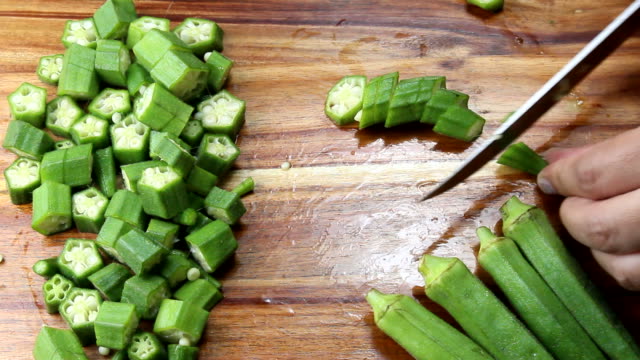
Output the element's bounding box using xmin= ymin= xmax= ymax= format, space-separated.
xmin=61 ymin=18 xmax=99 ymax=48
xmin=325 ymin=75 xmax=366 ymax=126
xmin=168 ymin=344 xmax=199 ymax=360
xmin=433 ymin=106 xmax=485 ymax=142
xmin=8 ymin=82 xmax=47 ymax=127
xmin=88 ymin=262 xmax=132 ymax=302
xmin=121 ymin=274 xmax=170 ymax=320
xmin=186 ymin=220 xmax=238 ymax=273
xmin=95 ymin=40 xmax=131 ymax=87
xmin=127 ymin=16 xmax=171 ymax=48
xmin=126 ymin=62 xmax=154 ymax=96
xmin=497 ymin=142 xmax=548 ymax=175
xmin=420 ymin=89 xmax=469 ymax=124
xmin=33 ymin=326 xmax=88 ymax=360
xmin=174 ymin=278 xmax=223 ymax=311
xmin=179 ymin=119 xmax=205 ymax=148
xmin=89 ymin=88 xmax=131 ymax=120
xmin=32 ymin=181 xmax=72 ymax=235
xmin=153 ymin=299 xmax=209 ymax=345
xmin=111 ymin=114 xmax=151 ymax=164
xmin=33 ymin=257 xmax=60 ymax=279
xmin=95 ymin=301 xmax=139 ymax=350
xmin=121 ymin=160 xmax=167 ymax=192
xmin=150 ymin=49 xmax=209 ymax=101
xmin=58 ymin=239 xmax=104 ymax=287
xmin=58 ymin=44 xmax=100 ymax=100
xmin=116 ymin=228 xmax=167 ymax=275
xmin=42 ymin=274 xmax=75 ymax=314
xmin=40 ymin=149 xmax=66 ymax=185
xmin=358 ymin=72 xmax=399 ymax=129
xmin=72 ymin=187 xmax=109 ymax=233
xmin=3 ymin=120 xmax=54 ymax=160
xmin=70 ymin=115 xmax=110 ymax=149
xmin=96 ymin=217 xmax=134 ymax=262
xmin=194 ymin=90 xmax=246 ymax=136
xmin=4 ymin=157 xmax=40 ymax=205
xmin=204 ymin=50 xmax=233 ymax=92
xmin=196 ymin=134 xmax=240 ymax=176
xmin=204 ymin=187 xmax=247 ymax=225
xmin=385 ymin=76 xmax=446 ymax=127
xmin=128 ymin=332 xmax=167 ymax=360
xmin=105 ymin=190 xmax=147 ymax=228
xmin=137 ymin=166 xmax=189 ymax=219
xmin=173 ymin=17 xmax=224 ymax=55
xmin=59 ymin=288 xmax=103 ymax=345
xmin=132 ymin=29 xmax=190 ymax=71
xmin=46 ymin=95 xmax=84 ymax=137
xmin=37 ymin=54 xmax=64 ymax=85
xmin=93 ymin=0 xmax=137 ymax=40
xmin=93 ymin=147 xmax=117 ymax=198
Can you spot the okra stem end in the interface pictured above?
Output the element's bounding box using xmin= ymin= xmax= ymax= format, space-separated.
xmin=476 ymin=226 xmax=498 ymax=246
xmin=365 ymin=288 xmax=396 ymax=323
xmin=418 ymin=255 xmax=457 ymax=287
xmin=500 ymin=196 xmax=535 ymax=230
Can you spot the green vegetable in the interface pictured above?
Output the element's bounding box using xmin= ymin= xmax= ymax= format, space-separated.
xmin=57 ymin=238 xmax=104 ymax=287
xmin=33 ymin=326 xmax=88 ymax=360
xmin=3 ymin=157 xmax=40 ymax=204
xmin=385 ymin=76 xmax=446 ymax=127
xmin=96 ymin=217 xmax=134 ymax=261
xmin=477 ymin=227 xmax=606 ymax=360
xmin=93 ymin=146 xmax=117 ymax=198
xmin=33 ymin=257 xmax=59 ymax=279
xmin=7 ymin=82 xmax=47 ymax=127
xmin=46 ymin=95 xmax=84 ymax=137
xmin=61 ymin=18 xmax=99 ymax=48
xmin=146 ymin=219 xmax=179 ymax=249
xmin=94 ymin=301 xmax=139 ymax=350
xmin=366 ymin=289 xmax=493 ymax=360
xmin=58 ymin=44 xmax=99 ymax=100
xmin=358 ymin=72 xmax=399 ymax=129
xmin=31 ymin=181 xmax=72 ymax=235
xmin=173 ymin=17 xmax=224 ymax=55
xmin=128 ymin=332 xmax=167 ymax=360
xmin=59 ymin=288 xmax=103 ymax=345
xmin=195 ymin=134 xmax=240 ymax=176
xmin=173 ymin=278 xmax=223 ymax=310
xmin=95 ymin=39 xmax=131 ymax=87
xmin=93 ymin=0 xmax=137 ymax=40
xmin=70 ymin=115 xmax=110 ymax=149
xmin=501 ymin=196 xmax=640 ymax=360
xmin=153 ymin=299 xmax=209 ymax=345
xmin=168 ymin=344 xmax=199 ymax=360
xmin=149 ymin=131 xmax=190 ymax=159
xmin=89 ymin=88 xmax=131 ymax=120
xmin=121 ymin=274 xmax=170 ymax=320
xmin=419 ymin=255 xmax=553 ymax=360
xmin=112 ymin=350 xmax=128 ymax=360
xmin=121 ymin=160 xmax=167 ymax=193
xmin=232 ymin=177 xmax=255 ymax=197
xmin=42 ymin=274 xmax=74 ymax=314
xmin=133 ymin=83 xmax=193 ymax=136
xmin=185 ymin=165 xmax=218 ymax=197
xmin=55 ymin=139 xmax=76 ymax=150
xmin=127 ymin=16 xmax=170 ymax=48
xmin=39 ymin=148 xmax=67 ymax=185
xmin=186 ymin=219 xmax=238 ymax=273
xmin=194 ymin=90 xmax=246 ymax=136
xmin=37 ymin=54 xmax=64 ymax=85
xmin=132 ymin=29 xmax=189 ymax=71
xmin=420 ymin=89 xmax=469 ymax=125
xmin=149 ymin=49 xmax=209 ymax=101
xmin=111 ymin=114 xmax=151 ymax=164
xmin=179 ymin=120 xmax=204 ymax=148
xmin=324 ymin=75 xmax=366 ymax=126
xmin=155 ymin=250 xmax=194 ymax=289
xmin=172 ymin=208 xmax=198 ymax=226
xmin=41 ymin=144 xmax=94 ymax=187
xmin=204 ymin=50 xmax=233 ymax=92
xmin=116 ymin=228 xmax=167 ymax=275
xmin=126 ymin=62 xmax=154 ymax=96
xmin=432 ymin=106 xmax=485 ymax=142
xmin=137 ymin=166 xmax=189 ymax=219
xmin=204 ymin=186 xmax=247 ymax=225
xmin=3 ymin=120 xmax=54 ymax=160
xmin=467 ymin=0 xmax=504 ymax=12
xmin=497 ymin=142 xmax=548 ymax=175
xmin=149 ymin=132 xmax=195 ymax=178
xmin=88 ymin=262 xmax=131 ymax=302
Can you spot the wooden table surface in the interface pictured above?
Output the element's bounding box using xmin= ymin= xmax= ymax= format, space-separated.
xmin=1 ymin=0 xmax=639 ymax=358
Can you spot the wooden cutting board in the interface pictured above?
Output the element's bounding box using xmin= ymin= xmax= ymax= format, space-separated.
xmin=1 ymin=0 xmax=639 ymax=358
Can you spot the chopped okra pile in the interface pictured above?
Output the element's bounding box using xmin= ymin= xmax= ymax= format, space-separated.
xmin=2 ymin=0 xmax=254 ymax=358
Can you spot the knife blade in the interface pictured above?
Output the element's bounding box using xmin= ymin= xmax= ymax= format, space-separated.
xmin=419 ymin=0 xmax=640 ymax=202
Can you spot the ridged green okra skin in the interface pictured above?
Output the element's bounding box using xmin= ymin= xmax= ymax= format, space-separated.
xmin=153 ymin=299 xmax=209 ymax=345
xmin=93 ymin=147 xmax=117 ymax=198
xmin=95 ymin=39 xmax=131 ymax=87
xmin=96 ymin=217 xmax=134 ymax=261
xmin=497 ymin=142 xmax=548 ymax=175
xmin=204 ymin=186 xmax=246 ymax=225
xmin=174 ymin=278 xmax=223 ymax=310
xmin=194 ymin=90 xmax=246 ymax=136
xmin=174 ymin=17 xmax=224 ymax=55
xmin=37 ymin=54 xmax=64 ymax=85
xmin=186 ymin=219 xmax=237 ymax=273
xmin=477 ymin=227 xmax=606 ymax=360
xmin=149 ymin=133 xmax=195 ymax=178
xmin=204 ymin=50 xmax=233 ymax=92
xmin=32 ymin=181 xmax=73 ymax=235
xmin=419 ymin=255 xmax=554 ymax=360
xmin=94 ymin=301 xmax=139 ymax=350
xmin=133 ymin=83 xmax=194 ymax=136
xmin=127 ymin=62 xmax=154 ymax=96
xmin=146 ymin=219 xmax=180 ymax=249
xmin=132 ymin=29 xmax=190 ymax=71
xmin=58 ymin=44 xmax=100 ymax=100
xmin=3 ymin=120 xmax=54 ymax=160
xmin=168 ymin=344 xmax=199 ymax=360
xmin=121 ymin=274 xmax=170 ymax=320
xmin=93 ymin=0 xmax=137 ymax=40
xmin=420 ymin=89 xmax=469 ymax=124
xmin=116 ymin=228 xmax=168 ymax=275
xmin=57 ymin=238 xmax=104 ymax=287
xmin=324 ymin=75 xmax=366 ymax=126
xmin=185 ymin=165 xmax=218 ymax=197
xmin=179 ymin=119 xmax=205 ymax=148
xmin=385 ymin=76 xmax=446 ymax=128
xmin=127 ymin=16 xmax=171 ymax=48
xmin=59 ymin=288 xmax=103 ymax=345
xmin=155 ymin=250 xmax=196 ymax=289
xmin=150 ymin=49 xmax=209 ymax=101
xmin=4 ymin=157 xmax=40 ymax=205
xmin=88 ymin=262 xmax=131 ymax=302
xmin=42 ymin=274 xmax=74 ymax=314
xmin=33 ymin=326 xmax=88 ymax=360
xmin=8 ymin=82 xmax=47 ymax=127
xmin=501 ymin=197 xmax=640 ymax=360
xmin=358 ymin=72 xmax=399 ymax=129
xmin=366 ymin=289 xmax=493 ymax=360
xmin=33 ymin=257 xmax=59 ymax=279
xmin=432 ymin=106 xmax=485 ymax=142
xmin=232 ymin=177 xmax=254 ymax=197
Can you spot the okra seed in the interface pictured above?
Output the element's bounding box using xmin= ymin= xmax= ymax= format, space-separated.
xmin=281 ymin=161 xmax=291 ymax=170
xmin=51 ymin=73 xmax=59 ymax=80
xmin=204 ymin=52 xmax=212 ymax=61
xmin=187 ymin=267 xmax=201 ymax=281
xmin=112 ymin=112 xmax=122 ymax=122
xmin=70 ymin=22 xmax=81 ymax=31
xmin=179 ymin=337 xmax=191 ymax=346
xmin=98 ymin=346 xmax=110 ymax=356
xmin=66 ymin=35 xmax=77 ymax=42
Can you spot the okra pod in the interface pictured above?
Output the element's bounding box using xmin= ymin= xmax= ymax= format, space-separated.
xmin=173 ymin=17 xmax=224 ymax=55
xmin=153 ymin=299 xmax=209 ymax=345
xmin=88 ymin=262 xmax=132 ymax=301
xmin=58 ymin=44 xmax=100 ymax=100
xmin=95 ymin=40 xmax=131 ymax=87
xmin=126 ymin=62 xmax=154 ymax=96
xmin=146 ymin=219 xmax=180 ymax=249
xmin=149 ymin=49 xmax=209 ymax=101
xmin=42 ymin=273 xmax=74 ymax=314
xmin=186 ymin=219 xmax=238 ymax=273
xmin=204 ymin=50 xmax=233 ymax=92
xmin=116 ymin=228 xmax=167 ymax=275
xmin=180 ymin=119 xmax=205 ymax=148
xmin=185 ymin=165 xmax=218 ymax=197
xmin=111 ymin=114 xmax=151 ymax=164
xmin=46 ymin=95 xmax=84 ymax=137
xmin=8 ymin=82 xmax=47 ymax=127
xmin=89 ymin=88 xmax=131 ymax=120
xmin=96 ymin=217 xmax=134 ymax=261
xmin=133 ymin=83 xmax=193 ymax=136
xmin=32 ymin=181 xmax=73 ymax=235
xmin=385 ymin=76 xmax=446 ymax=127
xmin=419 ymin=255 xmax=554 ymax=360
xmin=128 ymin=332 xmax=167 ymax=360
xmin=93 ymin=147 xmax=117 ymax=198
xmin=121 ymin=274 xmax=170 ymax=320
xmin=497 ymin=142 xmax=548 ymax=175
xmin=168 ymin=344 xmax=199 ymax=360
xmin=174 ymin=278 xmax=223 ymax=310
xmin=94 ymin=301 xmax=139 ymax=350
xmin=501 ymin=197 xmax=640 ymax=360
xmin=137 ymin=166 xmax=189 ymax=219
xmin=3 ymin=120 xmax=54 ymax=160
xmin=33 ymin=326 xmax=88 ymax=360
xmin=194 ymin=90 xmax=246 ymax=136
xmin=33 ymin=257 xmax=59 ymax=279
xmin=132 ymin=29 xmax=189 ymax=71
xmin=358 ymin=72 xmax=399 ymax=129
xmin=72 ymin=187 xmax=109 ymax=233
xmin=432 ymin=106 xmax=485 ymax=142
xmin=62 ymin=143 xmax=94 ymax=187
xmin=154 ymin=250 xmax=195 ymax=288
xmin=57 ymin=238 xmax=104 ymax=287
xmin=172 ymin=208 xmax=198 ymax=226
xmin=37 ymin=54 xmax=64 ymax=85
xmin=3 ymin=157 xmax=40 ymax=204
xmin=232 ymin=177 xmax=255 ymax=197
xmin=420 ymin=89 xmax=469 ymax=125
xmin=204 ymin=187 xmax=247 ymax=225
xmin=325 ymin=75 xmax=367 ymax=126
xmin=39 ymin=149 xmax=66 ymax=185
xmin=149 ymin=133 xmax=195 ymax=178
xmin=195 ymin=134 xmax=240 ymax=176
xmin=366 ymin=289 xmax=493 ymax=360
xmin=70 ymin=115 xmax=110 ymax=149
xmin=150 ymin=131 xmax=190 ymax=159
xmin=59 ymin=288 xmax=103 ymax=345
xmin=467 ymin=0 xmax=504 ymax=12
xmin=61 ymin=18 xmax=99 ymax=48
xmin=93 ymin=0 xmax=137 ymax=40
xmin=127 ymin=16 xmax=170 ymax=48
xmin=121 ymin=160 xmax=167 ymax=193
xmin=55 ymin=140 xmax=75 ymax=150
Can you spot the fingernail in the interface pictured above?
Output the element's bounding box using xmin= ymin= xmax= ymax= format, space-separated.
xmin=537 ymin=173 xmax=557 ymax=195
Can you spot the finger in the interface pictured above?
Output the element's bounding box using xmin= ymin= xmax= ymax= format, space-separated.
xmin=559 ymin=188 xmax=640 ymax=254
xmin=537 ymin=126 xmax=640 ymax=199
xmin=592 ymin=250 xmax=640 ymax=291
xmin=542 ymin=145 xmax=592 ymax=163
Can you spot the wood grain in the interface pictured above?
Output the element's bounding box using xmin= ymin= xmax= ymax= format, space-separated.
xmin=1 ymin=0 xmax=639 ymax=359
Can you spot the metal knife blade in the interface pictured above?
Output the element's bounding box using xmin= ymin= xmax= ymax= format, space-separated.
xmin=419 ymin=0 xmax=640 ymax=202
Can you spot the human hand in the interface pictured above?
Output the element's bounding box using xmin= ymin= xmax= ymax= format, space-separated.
xmin=536 ymin=127 xmax=640 ymax=291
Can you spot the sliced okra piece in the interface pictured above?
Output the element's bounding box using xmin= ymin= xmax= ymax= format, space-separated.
xmin=187 ymin=212 xmax=213 ymax=234
xmin=185 ymin=254 xmax=222 ymax=289
xmin=95 ymin=301 xmax=139 ymax=351
xmin=150 ymin=49 xmax=209 ymax=101
xmin=128 ymin=332 xmax=167 ymax=360
xmin=70 ymin=115 xmax=110 ymax=149
xmin=137 ymin=166 xmax=189 ymax=219
xmin=55 ymin=139 xmax=75 ymax=150
xmin=4 ymin=157 xmax=40 ymax=205
xmin=116 ymin=228 xmax=168 ymax=275
xmin=93 ymin=147 xmax=117 ymax=198
xmin=232 ymin=177 xmax=255 ymax=197
xmin=61 ymin=18 xmax=99 ymax=48
xmin=467 ymin=0 xmax=504 ymax=12
xmin=121 ymin=160 xmax=167 ymax=192
xmin=134 ymin=83 xmax=194 ymax=134
xmin=95 ymin=40 xmax=131 ymax=87
xmin=205 ymin=187 xmax=247 ymax=225
xmin=8 ymin=82 xmax=47 ymax=127
xmin=112 ymin=350 xmax=127 ymax=360
xmin=433 ymin=106 xmax=485 ymax=142
xmin=179 ymin=119 xmax=204 ymax=148
xmin=497 ymin=142 xmax=548 ymax=175
xmin=33 ymin=257 xmax=59 ymax=279
xmin=59 ymin=288 xmax=103 ymax=345
xmin=187 ymin=192 xmax=206 ymax=211
xmin=420 ymin=89 xmax=469 ymax=124
xmin=204 ymin=50 xmax=233 ymax=92
xmin=58 ymin=238 xmax=104 ymax=287
xmin=150 ymin=132 xmax=195 ymax=177
xmin=105 ymin=189 xmax=147 ymax=228
xmin=32 ymin=181 xmax=72 ymax=235
xmin=153 ymin=299 xmax=209 ymax=345
xmin=196 ymin=134 xmax=240 ymax=176
xmin=132 ymin=29 xmax=190 ymax=71
xmin=33 ymin=326 xmax=88 ymax=360
xmin=93 ymin=0 xmax=137 ymax=40
xmin=126 ymin=62 xmax=154 ymax=96
xmin=37 ymin=54 xmax=64 ymax=85
xmin=324 ymin=75 xmax=366 ymax=126
xmin=172 ymin=208 xmax=198 ymax=226
xmin=89 ymin=88 xmax=131 ymax=120
xmin=111 ymin=114 xmax=151 ymax=164
xmin=185 ymin=166 xmax=218 ymax=197
xmin=58 ymin=44 xmax=99 ymax=100
xmin=88 ymin=263 xmax=132 ymax=302
xmin=46 ymin=95 xmax=84 ymax=137
xmin=121 ymin=274 xmax=170 ymax=320
xmin=385 ymin=76 xmax=446 ymax=127
xmin=146 ymin=219 xmax=180 ymax=249
xmin=42 ymin=274 xmax=74 ymax=314
xmin=174 ymin=17 xmax=224 ymax=55
xmin=63 ymin=143 xmax=94 ymax=187
xmin=174 ymin=278 xmax=223 ymax=311
xmin=127 ymin=16 xmax=170 ymax=48
xmin=154 ymin=250 xmax=194 ymax=289
xmin=96 ymin=217 xmax=134 ymax=261
xmin=149 ymin=131 xmax=191 ymax=159
xmin=40 ymin=149 xmax=66 ymax=184
xmin=186 ymin=219 xmax=238 ymax=273
xmin=3 ymin=120 xmax=54 ymax=160
xmin=194 ymin=90 xmax=246 ymax=136
xmin=72 ymin=187 xmax=109 ymax=233
xmin=168 ymin=344 xmax=199 ymax=360
xmin=358 ymin=72 xmax=399 ymax=129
